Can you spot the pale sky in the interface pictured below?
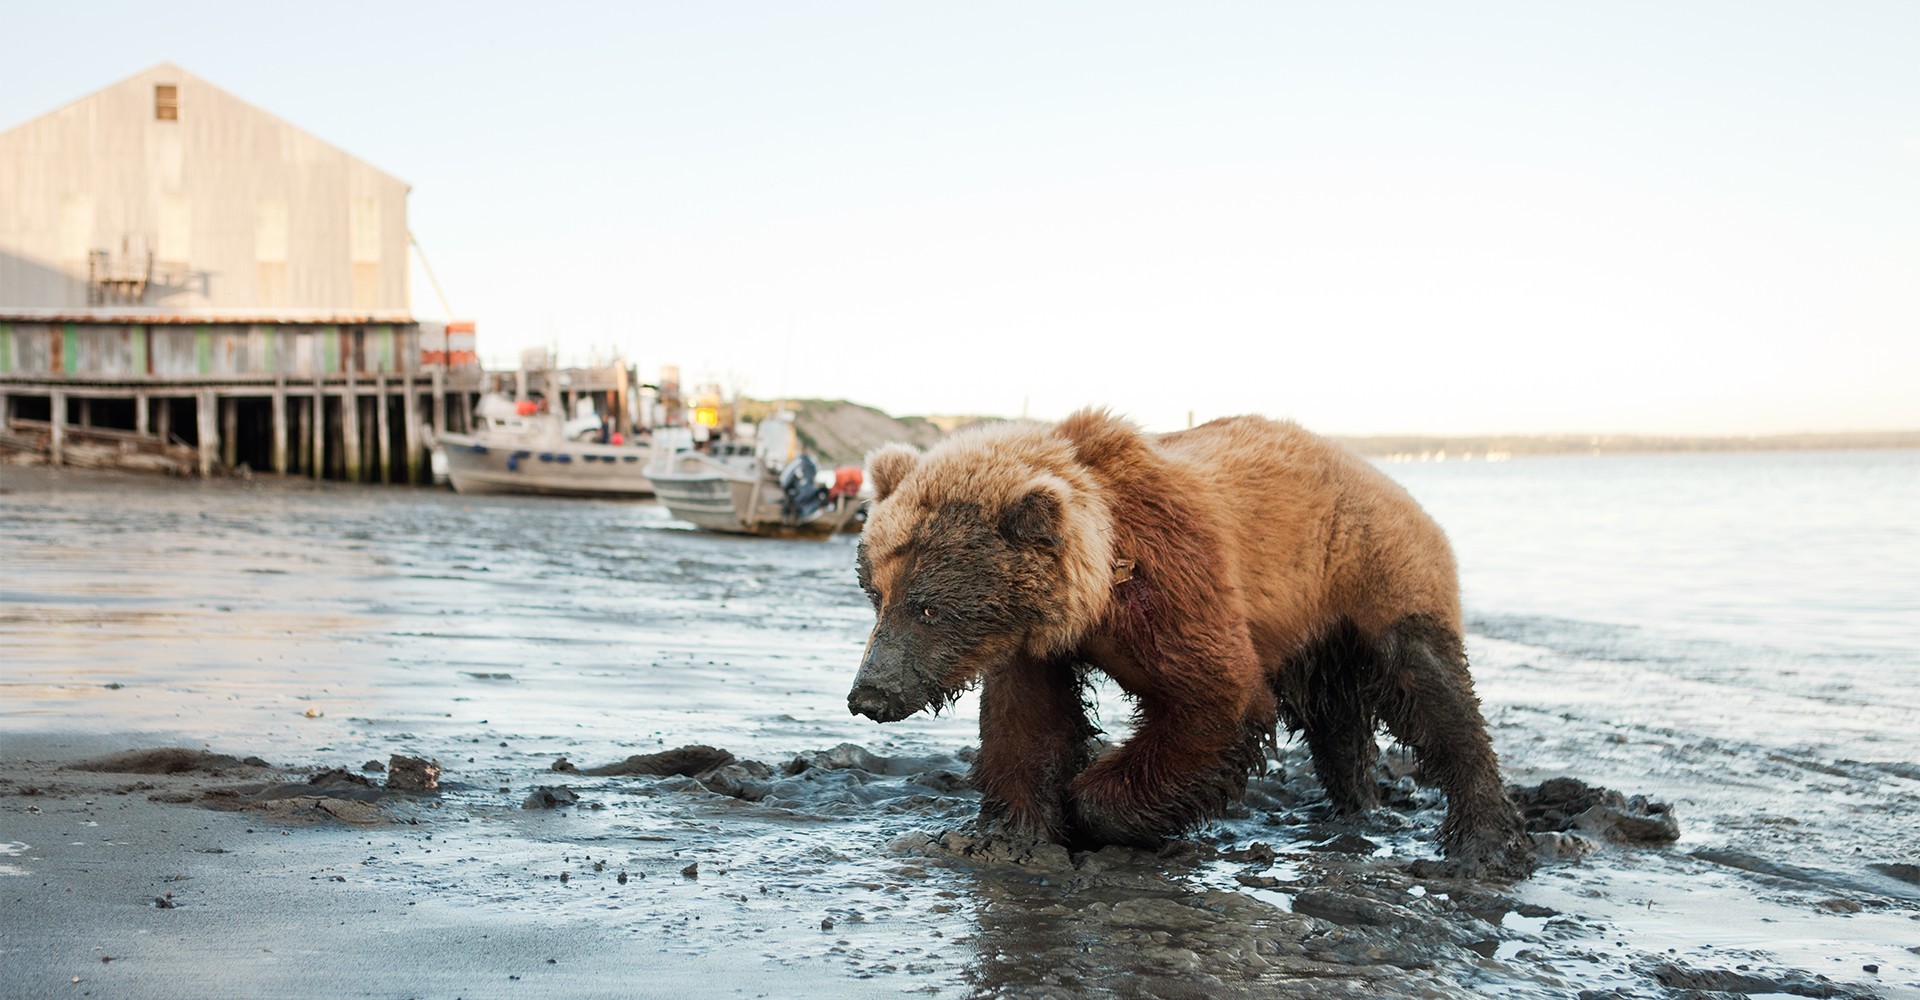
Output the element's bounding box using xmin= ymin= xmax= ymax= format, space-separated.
xmin=6 ymin=2 xmax=1916 ymax=435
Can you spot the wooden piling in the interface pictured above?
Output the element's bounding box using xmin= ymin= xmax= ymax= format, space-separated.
xmin=221 ymin=394 xmax=238 ymax=469
xmin=271 ymin=378 xmax=288 ymax=473
xmin=311 ymin=377 xmax=325 ymax=481
xmin=197 ymin=389 xmax=218 ymax=477
xmin=48 ymin=388 xmax=65 ymax=466
xmin=342 ymin=369 xmax=361 ymax=482
xmin=366 ymin=395 xmax=378 ymax=481
xmin=5 ymin=361 xmax=490 ymax=484
xmin=402 ymin=375 xmax=421 ymax=485
xmin=375 ymin=374 xmax=392 ymax=483
xmin=293 ymin=393 xmax=309 ymax=476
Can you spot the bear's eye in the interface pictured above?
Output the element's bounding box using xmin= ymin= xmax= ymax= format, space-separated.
xmin=919 ymin=604 xmax=940 ymax=623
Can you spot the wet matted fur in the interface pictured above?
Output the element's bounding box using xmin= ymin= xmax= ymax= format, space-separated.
xmin=850 ymin=409 xmax=1532 ymax=876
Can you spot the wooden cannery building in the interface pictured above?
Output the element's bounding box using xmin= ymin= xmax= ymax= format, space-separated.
xmin=0 ymin=62 xmax=480 ymax=480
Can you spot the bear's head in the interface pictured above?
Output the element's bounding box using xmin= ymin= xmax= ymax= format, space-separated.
xmin=848 ymin=428 xmax=1111 ymax=723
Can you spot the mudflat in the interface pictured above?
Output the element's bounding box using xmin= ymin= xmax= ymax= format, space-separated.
xmin=2 ymin=465 xmax=1915 ymax=998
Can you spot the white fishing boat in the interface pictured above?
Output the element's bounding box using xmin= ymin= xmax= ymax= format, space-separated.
xmin=435 ymin=394 xmax=654 ymax=497
xmin=645 ymin=414 xmax=863 ymax=537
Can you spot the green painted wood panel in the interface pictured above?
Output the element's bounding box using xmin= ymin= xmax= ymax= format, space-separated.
xmin=195 ymin=326 xmax=212 ymax=374
xmin=132 ymin=326 xmax=147 ymax=375
xmin=63 ymin=324 xmax=79 ymax=374
xmin=0 ymin=325 xmax=12 ymax=374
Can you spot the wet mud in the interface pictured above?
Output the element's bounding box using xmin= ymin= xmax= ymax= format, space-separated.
xmin=3 ymin=467 xmax=1918 ymax=998
xmin=14 ymin=733 xmax=1897 ymax=998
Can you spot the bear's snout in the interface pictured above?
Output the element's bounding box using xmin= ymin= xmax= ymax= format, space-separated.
xmin=847 ymin=682 xmax=914 ymax=722
xmin=850 ymin=626 xmax=932 ymax=722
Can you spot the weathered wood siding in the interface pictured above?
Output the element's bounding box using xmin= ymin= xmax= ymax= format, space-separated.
xmin=0 ymin=321 xmax=418 ymax=377
xmin=0 ymin=62 xmax=410 ymax=317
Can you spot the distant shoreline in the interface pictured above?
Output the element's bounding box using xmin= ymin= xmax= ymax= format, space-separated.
xmin=1330 ymin=429 xmax=1920 ymax=459
xmin=745 ymin=398 xmax=1919 ymax=465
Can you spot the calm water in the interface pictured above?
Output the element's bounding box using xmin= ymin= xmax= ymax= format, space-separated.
xmin=1 ymin=449 xmax=1914 ymax=762
xmin=1390 ymin=449 xmax=1919 ymax=659
xmin=1388 ymin=448 xmax=1920 ymax=763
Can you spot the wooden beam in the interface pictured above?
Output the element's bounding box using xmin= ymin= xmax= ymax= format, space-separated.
xmin=134 ymin=391 xmax=149 ymax=436
xmin=402 ymin=374 xmax=421 ymax=485
xmin=271 ymin=378 xmax=288 ymax=474
xmin=221 ymin=393 xmax=238 ymax=469
xmin=197 ymin=389 xmax=218 ymax=477
xmin=294 ymin=392 xmax=309 ymax=474
xmin=342 ymin=369 xmax=361 ymax=482
xmin=431 ymin=367 xmax=447 ymax=437
xmin=155 ymin=395 xmax=171 ymax=445
xmin=49 ymin=388 xmax=65 ymax=466
xmin=376 ymin=374 xmax=392 ymax=484
xmin=311 ymin=376 xmax=325 ymax=481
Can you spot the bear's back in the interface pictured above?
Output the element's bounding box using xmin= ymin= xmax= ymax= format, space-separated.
xmin=1149 ymin=415 xmax=1462 ymax=640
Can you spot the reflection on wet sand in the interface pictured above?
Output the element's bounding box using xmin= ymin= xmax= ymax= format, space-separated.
xmin=2 ymin=465 xmax=1916 ymax=998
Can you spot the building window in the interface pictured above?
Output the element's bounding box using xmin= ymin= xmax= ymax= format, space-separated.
xmin=155 ymin=84 xmax=179 ymax=121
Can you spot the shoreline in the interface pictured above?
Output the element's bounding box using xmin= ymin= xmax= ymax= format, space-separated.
xmin=1331 ymin=429 xmax=1920 ymax=459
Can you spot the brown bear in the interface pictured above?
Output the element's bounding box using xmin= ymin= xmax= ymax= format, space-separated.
xmin=847 ymin=408 xmax=1533 ymax=877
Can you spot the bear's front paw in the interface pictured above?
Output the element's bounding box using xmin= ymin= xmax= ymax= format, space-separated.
xmin=1065 ymin=787 xmax=1167 ymax=851
xmin=1411 ymin=831 xmax=1538 ymax=881
xmin=978 ymin=793 xmax=1067 ymax=845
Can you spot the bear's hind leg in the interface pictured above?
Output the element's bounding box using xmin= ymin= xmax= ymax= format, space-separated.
xmin=1285 ymin=621 xmax=1382 ymax=815
xmin=1373 ymin=615 xmax=1534 ymax=878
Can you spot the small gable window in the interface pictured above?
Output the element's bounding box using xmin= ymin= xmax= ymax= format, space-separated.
xmin=155 ymin=84 xmax=179 ymax=121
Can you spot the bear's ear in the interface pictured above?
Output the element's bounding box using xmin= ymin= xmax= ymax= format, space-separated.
xmin=865 ymin=443 xmax=922 ymax=503
xmin=999 ymin=485 xmax=1063 ymax=548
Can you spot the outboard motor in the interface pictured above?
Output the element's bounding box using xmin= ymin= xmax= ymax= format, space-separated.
xmin=780 ymin=454 xmax=823 ymax=521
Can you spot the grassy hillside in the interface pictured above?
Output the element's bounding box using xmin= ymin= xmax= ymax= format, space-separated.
xmin=737 ymin=398 xmax=965 ymax=466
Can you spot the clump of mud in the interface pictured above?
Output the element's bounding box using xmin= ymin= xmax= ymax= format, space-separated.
xmin=62 ymin=746 xmax=435 ymax=825
xmin=65 ymin=748 xmax=271 ymax=775
xmin=563 ymin=742 xmax=975 ymax=819
xmin=523 ymin=786 xmax=580 ymax=809
xmin=1634 ymin=960 xmax=1877 ymax=999
xmin=574 ymin=744 xmax=735 ymax=777
xmin=1509 ymin=776 xmax=1679 ymax=844
xmin=199 ymin=766 xmax=400 ymax=825
xmin=385 ymin=754 xmax=440 ymax=792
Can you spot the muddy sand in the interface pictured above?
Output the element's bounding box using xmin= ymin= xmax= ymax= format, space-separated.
xmin=2 ymin=466 xmax=1916 ymax=998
